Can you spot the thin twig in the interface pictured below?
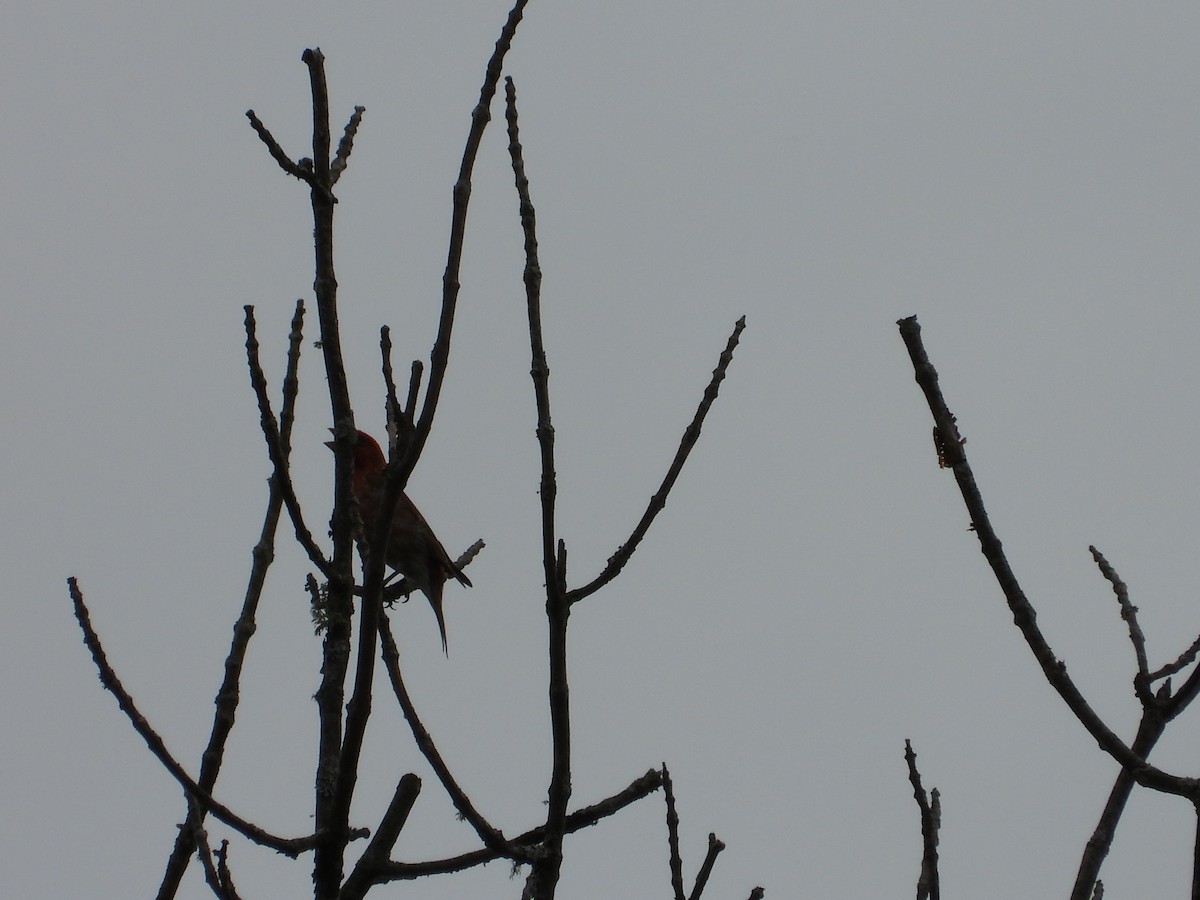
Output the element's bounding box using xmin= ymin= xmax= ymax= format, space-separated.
xmin=567 ymin=316 xmax=747 ymax=605
xmin=245 ymin=110 xmax=311 ymax=182
xmin=214 ymin=841 xmax=242 ymax=900
xmin=663 ymin=764 xmax=686 ymax=900
xmin=1089 ymin=545 xmax=1155 ymax=705
xmin=905 ymin=740 xmax=940 ymax=900
xmin=687 ymin=833 xmax=726 ymax=900
xmin=243 ymin=304 xmax=332 ymax=578
xmin=331 ymin=106 xmax=366 ymax=183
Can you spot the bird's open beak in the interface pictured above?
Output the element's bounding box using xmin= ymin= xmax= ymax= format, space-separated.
xmin=324 ymin=427 xmax=336 ymax=451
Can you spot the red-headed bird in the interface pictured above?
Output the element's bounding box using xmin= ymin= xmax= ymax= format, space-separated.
xmin=327 ymin=429 xmax=471 ymax=654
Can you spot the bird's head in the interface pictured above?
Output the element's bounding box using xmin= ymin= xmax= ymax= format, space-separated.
xmin=325 ymin=429 xmax=388 ymax=475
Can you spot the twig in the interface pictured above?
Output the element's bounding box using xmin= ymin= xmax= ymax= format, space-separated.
xmin=331 ymin=106 xmax=366 ymax=183
xmin=663 ymin=764 xmax=686 ymax=900
xmin=214 ymin=841 xmax=242 ymax=900
xmin=688 ymin=833 xmax=726 ymax=900
xmin=1089 ymin=546 xmax=1153 ymax=703
xmin=243 ymin=304 xmax=332 ymax=577
xmin=245 ymin=110 xmax=311 ymax=183
xmin=904 ymin=740 xmax=940 ymax=900
xmin=567 ymin=316 xmax=746 ymax=605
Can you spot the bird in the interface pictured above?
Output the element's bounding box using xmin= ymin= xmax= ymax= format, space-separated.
xmin=326 ymin=429 xmax=471 ymax=654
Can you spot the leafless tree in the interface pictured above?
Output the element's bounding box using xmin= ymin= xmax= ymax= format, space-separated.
xmin=66 ymin=4 xmax=759 ymax=899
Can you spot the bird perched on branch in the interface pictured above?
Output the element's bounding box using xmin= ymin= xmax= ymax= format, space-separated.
xmin=327 ymin=429 xmax=471 ymax=654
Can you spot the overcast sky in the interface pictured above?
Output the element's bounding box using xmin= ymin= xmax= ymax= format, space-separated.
xmin=6 ymin=2 xmax=1200 ymax=897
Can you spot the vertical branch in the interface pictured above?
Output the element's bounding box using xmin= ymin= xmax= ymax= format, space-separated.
xmin=904 ymin=740 xmax=940 ymax=900
xmin=298 ymin=47 xmax=358 ymax=900
xmin=157 ymin=301 xmax=306 ymax=899
xmin=663 ymin=765 xmax=686 ymax=900
xmin=506 ymin=75 xmax=570 ymax=899
xmin=1193 ymin=803 xmax=1200 ymax=900
xmin=402 ymin=0 xmax=530 ymax=481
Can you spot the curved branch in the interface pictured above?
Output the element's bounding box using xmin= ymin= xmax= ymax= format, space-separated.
xmin=378 ymin=610 xmax=533 ymax=863
xmin=897 ymin=315 xmax=1197 ymax=799
xmin=67 ymin=578 xmax=337 ymax=857
xmin=568 ymin=316 xmax=746 ymax=605
xmin=243 ymin=304 xmax=332 ymax=579
xmin=401 ymin=0 xmax=531 ymax=482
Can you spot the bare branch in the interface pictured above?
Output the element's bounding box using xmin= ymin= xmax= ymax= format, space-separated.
xmin=663 ymin=764 xmax=686 ymax=900
xmin=897 ymin=315 xmax=1196 ymax=799
xmin=245 ymin=109 xmax=311 ymax=182
xmin=159 ymin=300 xmax=308 ymax=898
xmin=905 ymin=740 xmax=940 ymax=900
xmin=341 ymin=774 xmax=422 ymax=900
xmin=505 ymin=75 xmax=571 ymax=900
xmin=402 ymin=0 xmax=531 ymax=483
xmin=331 ymin=105 xmax=366 ymax=183
xmin=67 ymin=578 xmax=331 ymax=857
xmin=1071 ymin=715 xmax=1168 ymax=900
xmin=568 ymin=316 xmax=746 ymax=605
xmin=378 ymin=609 xmax=533 ymax=862
xmin=1089 ymin=545 xmax=1154 ymax=703
xmin=687 ymin=833 xmax=726 ymax=900
xmin=243 ymin=304 xmax=332 ymax=578
xmin=374 ymin=769 xmax=664 ymax=881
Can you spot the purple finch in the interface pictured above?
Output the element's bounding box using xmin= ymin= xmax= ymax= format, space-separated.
xmin=328 ymin=429 xmax=471 ymax=654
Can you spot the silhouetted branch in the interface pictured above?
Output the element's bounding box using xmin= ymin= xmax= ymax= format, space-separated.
xmin=68 ymin=578 xmax=334 ymax=857
xmin=243 ymin=304 xmax=332 ymax=579
xmin=374 ymin=769 xmax=664 ymax=882
xmin=897 ymin=315 xmax=1194 ymax=798
xmin=905 ymin=740 xmax=940 ymax=900
xmin=663 ymin=764 xmax=686 ymax=900
xmin=214 ymin=841 xmax=242 ymax=900
xmin=401 ymin=0 xmax=531 ymax=484
xmin=331 ymin=105 xmax=366 ymax=183
xmin=688 ymin=833 xmax=726 ymax=900
xmin=378 ymin=609 xmax=532 ymax=862
xmin=159 ymin=300 xmax=308 ymax=899
xmin=1090 ymin=545 xmax=1152 ymax=699
xmin=567 ymin=316 xmax=747 ymax=605
xmin=341 ymin=774 xmax=422 ymax=900
xmin=506 ymin=74 xmax=570 ymax=900
xmin=245 ymin=109 xmax=311 ymax=182
xmin=1071 ymin=714 xmax=1167 ymax=900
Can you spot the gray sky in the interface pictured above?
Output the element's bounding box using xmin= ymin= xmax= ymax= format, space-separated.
xmin=5 ymin=2 xmax=1200 ymax=897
